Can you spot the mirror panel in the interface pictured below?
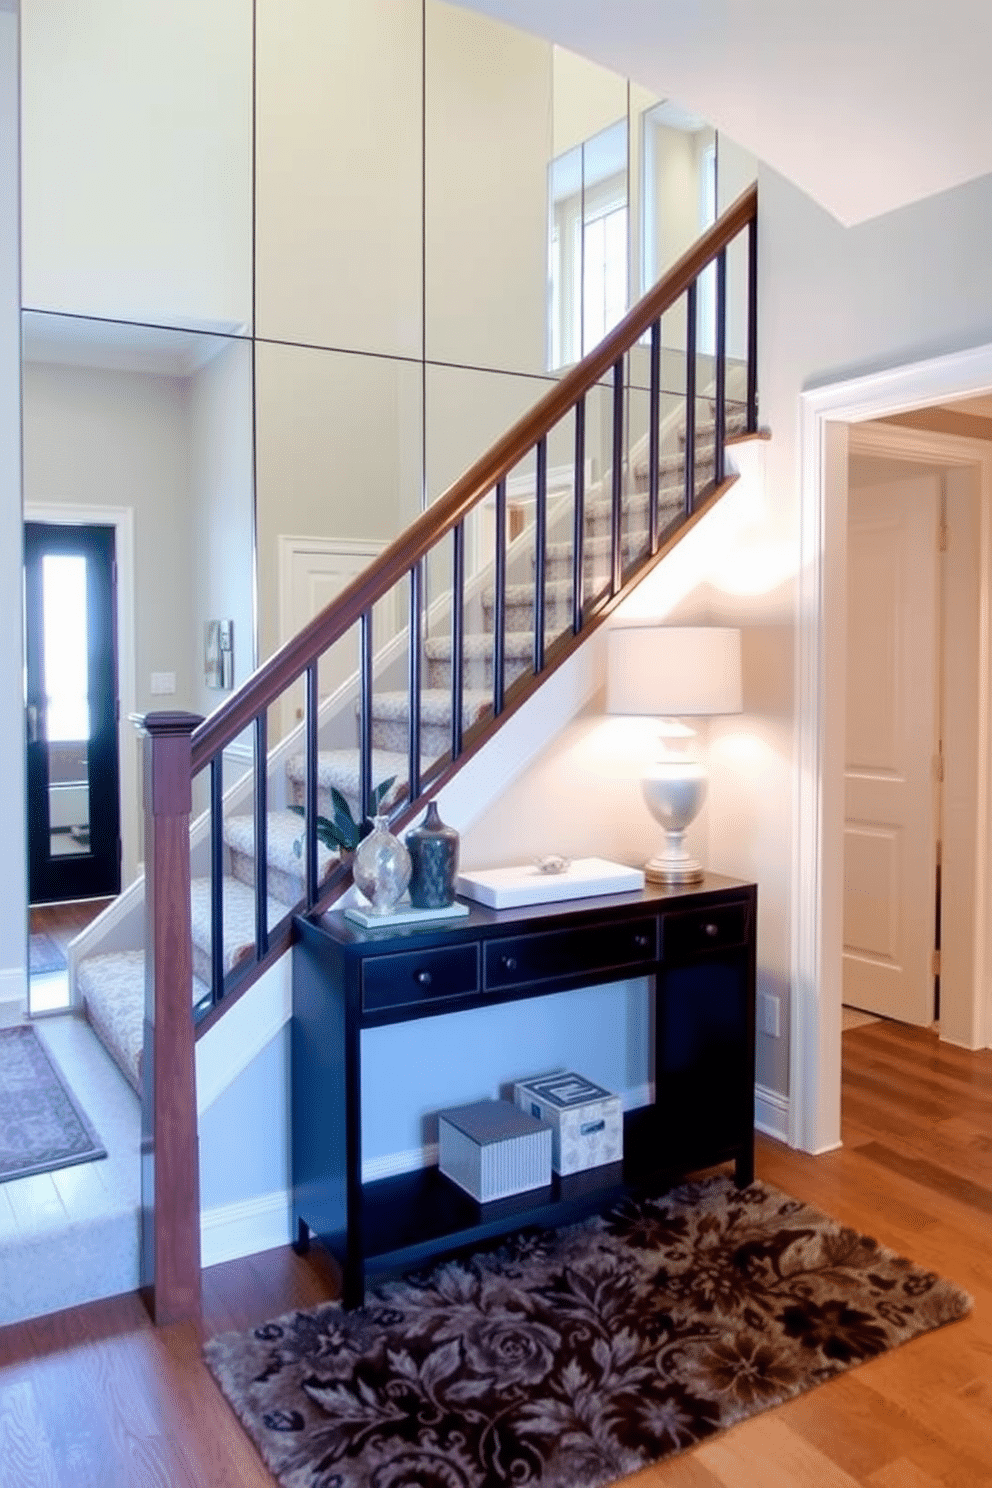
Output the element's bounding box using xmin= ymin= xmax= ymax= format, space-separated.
xmin=425 ymin=1 xmax=552 ymax=378
xmin=20 ymin=0 xmax=252 ymax=329
xmin=254 ymin=341 xmax=423 ymax=697
xmin=21 ymin=313 xmax=255 ymax=882
xmin=256 ymin=0 xmax=423 ymax=359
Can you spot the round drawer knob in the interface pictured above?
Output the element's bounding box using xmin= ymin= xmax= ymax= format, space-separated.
xmin=634 ymin=933 xmax=649 ymax=949
xmin=502 ymin=955 xmax=518 ymax=972
xmin=703 ymin=922 xmax=719 ymax=938
xmin=415 ymin=969 xmax=433 ymax=987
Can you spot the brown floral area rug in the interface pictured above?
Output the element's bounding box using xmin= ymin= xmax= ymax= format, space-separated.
xmin=205 ymin=1176 xmax=972 ymax=1488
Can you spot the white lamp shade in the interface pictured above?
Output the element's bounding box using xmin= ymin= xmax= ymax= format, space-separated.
xmin=606 ymin=626 xmax=742 ymax=717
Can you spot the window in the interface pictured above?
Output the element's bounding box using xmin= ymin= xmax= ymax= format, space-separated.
xmin=547 ymin=119 xmax=628 ymax=370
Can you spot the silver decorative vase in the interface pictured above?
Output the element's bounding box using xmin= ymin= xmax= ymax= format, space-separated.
xmin=352 ymin=814 xmax=411 ymax=915
xmin=405 ymin=801 xmax=459 ymax=909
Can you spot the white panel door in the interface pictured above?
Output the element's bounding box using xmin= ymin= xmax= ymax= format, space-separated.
xmin=277 ymin=536 xmax=389 ymax=736
xmin=843 ymin=474 xmax=940 ymax=1024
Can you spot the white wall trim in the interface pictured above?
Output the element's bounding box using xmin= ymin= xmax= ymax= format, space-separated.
xmin=793 ymin=343 xmax=992 ymax=1154
xmin=200 ymin=1188 xmax=293 ymax=1269
xmin=754 ymin=1083 xmax=790 ymax=1143
xmin=24 ymin=503 xmax=139 ymax=890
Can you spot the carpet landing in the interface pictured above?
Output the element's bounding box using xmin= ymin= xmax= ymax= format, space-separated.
xmin=205 ymin=1176 xmax=971 ymax=1488
xmin=0 ymin=1024 xmax=106 ymax=1182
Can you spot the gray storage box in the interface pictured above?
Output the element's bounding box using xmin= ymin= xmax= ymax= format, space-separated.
xmin=437 ymin=1098 xmax=552 ymax=1202
xmin=513 ymin=1069 xmax=623 ymax=1175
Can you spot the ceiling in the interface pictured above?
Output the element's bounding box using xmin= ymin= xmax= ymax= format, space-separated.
xmin=452 ymin=0 xmax=992 ymax=226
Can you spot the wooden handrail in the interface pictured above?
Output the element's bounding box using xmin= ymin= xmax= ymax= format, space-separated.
xmin=191 ymin=182 xmax=757 ymax=773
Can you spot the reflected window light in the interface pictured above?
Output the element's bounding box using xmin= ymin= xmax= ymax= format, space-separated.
xmin=547 ymin=120 xmax=628 ymax=370
xmin=42 ymin=553 xmax=90 ymax=741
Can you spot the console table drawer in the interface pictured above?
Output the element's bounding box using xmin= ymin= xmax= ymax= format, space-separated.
xmin=662 ymin=902 xmax=749 ymax=959
xmin=485 ymin=916 xmax=657 ymax=990
xmin=362 ymin=943 xmax=480 ymax=1013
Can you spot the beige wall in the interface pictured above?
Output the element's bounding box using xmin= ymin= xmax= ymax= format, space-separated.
xmin=21 ymin=362 xmax=197 ymax=715
xmin=255 ymin=0 xmax=422 ymax=360
xmin=20 ymin=0 xmax=252 ymax=329
xmin=189 ymin=341 xmax=256 ymax=722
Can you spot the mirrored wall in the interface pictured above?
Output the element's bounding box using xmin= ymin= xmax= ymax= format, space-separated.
xmin=19 ymin=0 xmax=757 ymax=822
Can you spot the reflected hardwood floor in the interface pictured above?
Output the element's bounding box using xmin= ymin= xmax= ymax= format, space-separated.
xmin=1 ymin=1018 xmax=990 ymax=1487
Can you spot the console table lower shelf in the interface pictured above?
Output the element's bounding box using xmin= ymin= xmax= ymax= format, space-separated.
xmin=291 ymin=876 xmax=757 ymax=1309
xmin=296 ymin=1104 xmax=752 ymax=1290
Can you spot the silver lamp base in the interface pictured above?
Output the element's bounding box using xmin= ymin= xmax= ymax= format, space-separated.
xmin=641 ymin=759 xmax=708 ymax=887
xmin=644 ymin=830 xmax=704 ymax=885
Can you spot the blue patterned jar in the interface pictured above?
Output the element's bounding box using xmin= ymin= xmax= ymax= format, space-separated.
xmin=405 ymin=802 xmax=459 ymax=909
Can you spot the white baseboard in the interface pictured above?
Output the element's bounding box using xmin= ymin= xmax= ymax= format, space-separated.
xmin=200 ymin=1188 xmax=293 ymax=1269
xmin=755 ymin=1083 xmax=790 ymax=1142
xmin=0 ymin=967 xmax=25 ymax=1004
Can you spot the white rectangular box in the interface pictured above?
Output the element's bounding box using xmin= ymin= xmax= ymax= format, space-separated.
xmin=514 ymin=1070 xmax=623 ymax=1175
xmin=457 ymin=857 xmax=644 ymax=909
xmin=438 ymin=1099 xmax=552 ymax=1202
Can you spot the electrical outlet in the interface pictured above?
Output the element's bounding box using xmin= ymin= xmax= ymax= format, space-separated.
xmin=758 ymin=992 xmax=781 ymax=1039
xmin=150 ymin=671 xmax=176 ymax=695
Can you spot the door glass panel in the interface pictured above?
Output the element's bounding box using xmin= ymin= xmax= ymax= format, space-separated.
xmin=42 ymin=553 xmax=91 ymax=857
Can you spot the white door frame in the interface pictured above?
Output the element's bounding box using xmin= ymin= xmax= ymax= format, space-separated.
xmin=793 ymin=343 xmax=992 ymax=1154
xmin=24 ymin=502 xmax=138 ymax=889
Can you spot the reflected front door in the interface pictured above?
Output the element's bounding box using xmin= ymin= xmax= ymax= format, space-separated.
xmin=25 ymin=522 xmax=121 ymax=903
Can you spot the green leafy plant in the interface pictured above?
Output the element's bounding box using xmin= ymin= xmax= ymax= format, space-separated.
xmin=290 ymin=776 xmax=396 ymax=856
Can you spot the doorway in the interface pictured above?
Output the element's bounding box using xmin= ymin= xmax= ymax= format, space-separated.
xmin=794 ymin=348 xmax=992 ymax=1158
xmin=842 ymin=459 xmax=944 ymax=1029
xmin=24 ymin=521 xmax=121 ymax=905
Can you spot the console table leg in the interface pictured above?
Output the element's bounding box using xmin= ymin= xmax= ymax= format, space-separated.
xmin=293 ymin=1218 xmax=311 ymax=1256
xmin=341 ymin=1257 xmax=365 ymax=1311
xmin=734 ymin=1147 xmax=755 ymax=1189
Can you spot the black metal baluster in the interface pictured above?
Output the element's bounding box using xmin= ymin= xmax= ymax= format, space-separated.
xmin=572 ymin=396 xmax=585 ymax=633
xmin=611 ymin=357 xmax=624 ymax=593
xmin=746 ymin=213 xmax=758 ymax=434
xmin=305 ymin=662 xmax=318 ymax=907
xmin=649 ymin=320 xmax=661 ymax=553
xmin=534 ymin=436 xmax=547 ymax=673
xmin=254 ymin=711 xmax=268 ymax=955
xmin=210 ymin=753 xmax=224 ymax=1004
xmin=493 ymin=480 xmax=507 ymax=715
xmin=451 ymin=523 xmax=465 ymax=760
xmin=684 ymin=281 xmax=697 ymax=516
xmin=408 ymin=561 xmax=422 ymax=804
xmin=715 ymin=247 xmax=727 ymax=487
xmin=359 ymin=610 xmax=373 ymax=823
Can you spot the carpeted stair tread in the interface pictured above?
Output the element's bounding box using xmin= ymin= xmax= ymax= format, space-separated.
xmin=223 ymin=809 xmax=339 ymax=883
xmin=190 ymin=874 xmax=292 ymax=975
xmin=371 ymin=688 xmax=492 ymax=725
xmin=424 ymin=630 xmax=535 ymax=662
xmin=78 ymin=949 xmax=210 ymax=1097
xmin=285 ymin=749 xmax=411 ymax=804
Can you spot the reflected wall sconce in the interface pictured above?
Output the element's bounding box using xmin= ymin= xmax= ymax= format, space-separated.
xmin=606 ymin=625 xmax=742 ymax=885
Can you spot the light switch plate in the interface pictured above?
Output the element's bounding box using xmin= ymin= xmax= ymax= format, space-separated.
xmin=150 ymin=671 xmax=176 ymax=695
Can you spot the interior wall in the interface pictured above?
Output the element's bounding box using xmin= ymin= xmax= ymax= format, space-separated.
xmin=20 ymin=363 xmax=197 ymax=718
xmin=20 ymin=0 xmax=252 ymax=328
xmin=0 ymin=3 xmax=25 ymax=1001
xmin=701 ymin=157 xmax=992 ymax=1108
xmin=189 ymin=340 xmax=256 ymax=722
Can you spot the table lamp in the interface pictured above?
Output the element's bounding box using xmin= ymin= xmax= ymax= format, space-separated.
xmin=606 ymin=625 xmax=742 ymax=884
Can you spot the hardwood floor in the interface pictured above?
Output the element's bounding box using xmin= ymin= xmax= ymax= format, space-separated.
xmin=1 ymin=1018 xmax=990 ymax=1487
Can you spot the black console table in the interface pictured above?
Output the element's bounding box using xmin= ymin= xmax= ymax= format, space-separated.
xmin=292 ymin=873 xmax=756 ymax=1308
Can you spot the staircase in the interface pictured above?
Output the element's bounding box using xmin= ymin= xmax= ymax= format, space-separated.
xmin=69 ymin=184 xmax=759 ymax=1323
xmin=73 ymin=409 xmax=738 ymax=1096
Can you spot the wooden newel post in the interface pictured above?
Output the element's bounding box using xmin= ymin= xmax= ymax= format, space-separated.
xmin=140 ymin=710 xmax=203 ymax=1326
